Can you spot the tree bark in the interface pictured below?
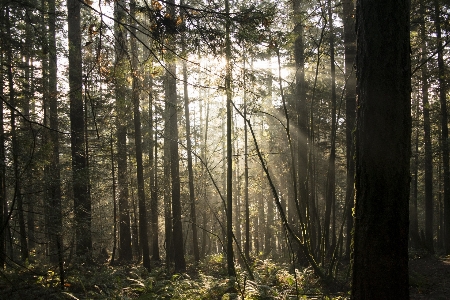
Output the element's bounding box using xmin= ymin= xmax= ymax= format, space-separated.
xmin=434 ymin=0 xmax=450 ymax=255
xmin=324 ymin=0 xmax=337 ymax=255
xmin=67 ymin=0 xmax=92 ymax=257
xmin=48 ymin=0 xmax=64 ymax=285
xmin=0 ymin=2 xmax=5 ymax=269
xmin=225 ymin=0 xmax=236 ymax=277
xmin=147 ymin=66 xmax=160 ymax=262
xmin=114 ymin=0 xmax=132 ymax=262
xmin=421 ymin=2 xmax=433 ymax=252
xmin=342 ymin=0 xmax=356 ymax=260
xmin=182 ymin=55 xmax=200 ymax=264
xmin=130 ymin=0 xmax=151 ymax=271
xmin=352 ymin=0 xmax=411 ymax=298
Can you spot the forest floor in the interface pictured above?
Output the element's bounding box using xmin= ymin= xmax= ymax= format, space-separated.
xmin=409 ymin=253 xmax=450 ymax=299
xmin=0 ymin=252 xmax=449 ymax=299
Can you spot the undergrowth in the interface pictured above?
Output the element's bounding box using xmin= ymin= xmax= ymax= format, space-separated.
xmin=0 ymin=254 xmax=350 ymax=299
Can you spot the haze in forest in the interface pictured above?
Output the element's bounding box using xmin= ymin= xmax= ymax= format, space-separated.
xmin=0 ymin=0 xmax=446 ymax=299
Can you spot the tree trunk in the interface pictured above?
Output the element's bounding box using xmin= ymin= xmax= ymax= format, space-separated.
xmin=243 ymin=51 xmax=251 ymax=261
xmin=166 ymin=59 xmax=186 ymax=271
xmin=67 ymin=0 xmax=92 ymax=257
xmin=352 ymin=0 xmax=410 ymax=298
xmin=225 ymin=0 xmax=236 ymax=277
xmin=342 ymin=0 xmax=356 ymax=260
xmin=434 ymin=0 xmax=450 ymax=255
xmin=0 ymin=4 xmax=5 ymax=269
xmin=324 ymin=0 xmax=337 ymax=256
xmin=5 ymin=6 xmax=28 ymax=262
xmin=163 ymin=93 xmax=173 ymax=265
xmin=164 ymin=2 xmax=186 ymax=268
xmin=130 ymin=0 xmax=151 ymax=271
xmin=421 ymin=2 xmax=433 ymax=253
xmin=148 ymin=67 xmax=160 ymax=262
xmin=48 ymin=0 xmax=64 ymax=285
xmin=293 ymin=0 xmax=308 ymax=241
xmin=114 ymin=0 xmax=133 ymax=262
xmin=110 ymin=134 xmax=118 ymax=264
xmin=182 ymin=55 xmax=200 ymax=264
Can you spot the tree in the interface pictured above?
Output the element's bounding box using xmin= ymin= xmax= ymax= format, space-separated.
xmin=166 ymin=0 xmax=186 ymax=272
xmin=342 ymin=0 xmax=356 ymax=259
xmin=421 ymin=0 xmax=433 ymax=252
xmin=130 ymin=0 xmax=151 ymax=271
xmin=225 ymin=0 xmax=236 ymax=278
xmin=434 ymin=0 xmax=450 ymax=255
xmin=182 ymin=33 xmax=200 ymax=264
xmin=352 ymin=0 xmax=411 ymax=298
xmin=48 ymin=0 xmax=64 ymax=285
xmin=323 ymin=0 xmax=337 ymax=255
xmin=0 ymin=1 xmax=5 ymax=269
xmin=114 ymin=0 xmax=132 ymax=262
xmin=67 ymin=0 xmax=92 ymax=257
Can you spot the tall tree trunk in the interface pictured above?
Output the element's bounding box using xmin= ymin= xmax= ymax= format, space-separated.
xmin=114 ymin=0 xmax=132 ymax=262
xmin=434 ymin=0 xmax=450 ymax=255
xmin=342 ymin=0 xmax=356 ymax=260
xmin=163 ymin=92 xmax=173 ymax=265
xmin=0 ymin=3 xmax=5 ymax=269
xmin=225 ymin=0 xmax=236 ymax=277
xmin=293 ymin=0 xmax=308 ymax=235
xmin=324 ymin=0 xmax=337 ymax=256
xmin=200 ymin=88 xmax=210 ymax=258
xmin=6 ymin=6 xmax=28 ymax=262
xmin=352 ymin=0 xmax=410 ymax=297
xmin=244 ymin=57 xmax=251 ymax=261
xmin=166 ymin=60 xmax=186 ymax=271
xmin=110 ymin=133 xmax=118 ymax=264
xmin=24 ymin=17 xmax=35 ymax=253
xmin=421 ymin=2 xmax=433 ymax=253
xmin=182 ymin=52 xmax=200 ymax=264
xmin=130 ymin=0 xmax=151 ymax=271
xmin=148 ymin=67 xmax=160 ymax=262
xmin=165 ymin=1 xmax=186 ymax=270
xmin=67 ymin=0 xmax=92 ymax=257
xmin=411 ymin=110 xmax=421 ymax=249
xmin=48 ymin=0 xmax=64 ymax=285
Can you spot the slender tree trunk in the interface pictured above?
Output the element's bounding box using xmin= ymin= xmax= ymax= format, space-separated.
xmin=324 ymin=0 xmax=337 ymax=256
xmin=114 ymin=0 xmax=132 ymax=262
xmin=67 ymin=0 xmax=92 ymax=257
xmin=164 ymin=2 xmax=186 ymax=269
xmin=48 ymin=0 xmax=64 ymax=286
xmin=110 ymin=134 xmax=117 ymax=264
xmin=5 ymin=6 xmax=28 ymax=262
xmin=182 ymin=53 xmax=200 ymax=264
xmin=166 ymin=60 xmax=186 ymax=271
xmin=293 ymin=0 xmax=308 ymax=236
xmin=243 ymin=50 xmax=251 ymax=261
xmin=434 ymin=0 xmax=450 ymax=255
xmin=421 ymin=2 xmax=433 ymax=253
xmin=411 ymin=113 xmax=421 ymax=249
xmin=24 ymin=18 xmax=35 ymax=253
xmin=225 ymin=0 xmax=235 ymax=277
xmin=148 ymin=68 xmax=160 ymax=262
xmin=163 ymin=94 xmax=173 ymax=265
xmin=201 ymin=88 xmax=210 ymax=258
xmin=130 ymin=0 xmax=151 ymax=271
xmin=352 ymin=0 xmax=410 ymax=297
xmin=342 ymin=0 xmax=356 ymax=260
xmin=0 ymin=3 xmax=5 ymax=269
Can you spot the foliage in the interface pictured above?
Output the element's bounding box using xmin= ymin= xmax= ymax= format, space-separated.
xmin=0 ymin=257 xmax=350 ymax=299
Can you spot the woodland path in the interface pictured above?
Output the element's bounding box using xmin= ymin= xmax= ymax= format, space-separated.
xmin=409 ymin=254 xmax=450 ymax=299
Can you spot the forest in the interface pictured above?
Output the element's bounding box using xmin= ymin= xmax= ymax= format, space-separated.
xmin=0 ymin=0 xmax=447 ymax=299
